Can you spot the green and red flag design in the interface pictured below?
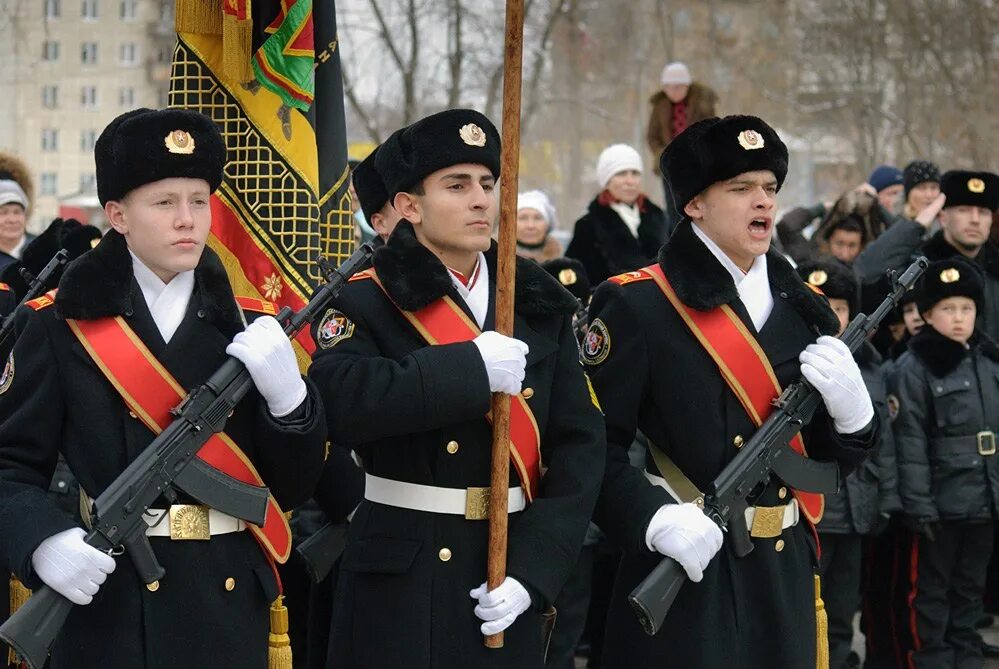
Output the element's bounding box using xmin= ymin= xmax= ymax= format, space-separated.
xmin=170 ymin=0 xmax=353 ymax=367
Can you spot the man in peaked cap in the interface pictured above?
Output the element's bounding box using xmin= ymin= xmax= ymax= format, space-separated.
xmin=309 ymin=108 xmax=604 ymax=668
xmin=584 ymin=115 xmax=877 ymax=667
xmin=0 ymin=108 xmax=327 ymax=668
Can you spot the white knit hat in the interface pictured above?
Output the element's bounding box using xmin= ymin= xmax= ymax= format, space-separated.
xmin=517 ymin=190 xmax=557 ymax=228
xmin=595 ymin=144 xmax=643 ymax=188
xmin=0 ymin=180 xmax=28 ymax=209
xmin=660 ymin=62 xmax=692 ymax=86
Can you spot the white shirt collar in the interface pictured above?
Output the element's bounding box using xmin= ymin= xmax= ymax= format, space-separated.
xmin=447 ymin=252 xmax=489 ymax=329
xmin=8 ymin=235 xmax=26 ymax=260
xmin=129 ymin=251 xmax=195 ymax=343
xmin=690 ymin=222 xmax=774 ymax=331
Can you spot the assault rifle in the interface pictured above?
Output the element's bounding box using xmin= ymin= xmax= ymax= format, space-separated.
xmin=0 ymin=242 xmax=376 ymax=669
xmin=627 ymin=256 xmax=928 ymax=636
xmin=0 ymin=249 xmax=69 ymax=351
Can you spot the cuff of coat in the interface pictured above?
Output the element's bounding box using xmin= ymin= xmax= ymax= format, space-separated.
xmin=262 ymin=378 xmax=321 ymax=432
xmin=0 ymin=489 xmax=77 ymax=589
xmin=410 ymin=342 xmax=492 ymax=425
xmin=507 ymin=524 xmax=576 ymax=610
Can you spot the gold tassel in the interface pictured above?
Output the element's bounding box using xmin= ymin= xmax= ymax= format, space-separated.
xmin=222 ymin=0 xmax=255 ymax=84
xmin=175 ymin=0 xmax=222 ymax=35
xmin=268 ymin=595 xmax=293 ymax=669
xmin=8 ymin=575 xmax=31 ymax=666
xmin=814 ymin=574 xmax=829 ymax=669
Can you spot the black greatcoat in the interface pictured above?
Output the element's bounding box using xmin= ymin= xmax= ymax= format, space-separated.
xmin=0 ymin=231 xmax=327 ymax=669
xmin=586 ymin=220 xmax=875 ymax=669
xmin=308 ymin=221 xmax=606 ymax=669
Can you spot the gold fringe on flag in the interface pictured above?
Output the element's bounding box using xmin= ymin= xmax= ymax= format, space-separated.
xmin=7 ymin=575 xmax=31 ymax=666
xmin=814 ymin=574 xmax=829 ymax=669
xmin=268 ymin=595 xmax=292 ymax=669
xmin=175 ymin=0 xmax=222 ymax=35
xmin=222 ymin=0 xmax=255 ymax=84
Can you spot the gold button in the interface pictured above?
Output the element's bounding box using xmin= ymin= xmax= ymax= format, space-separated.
xmin=224 ymin=577 xmax=236 ymax=592
xmin=775 ymin=539 xmax=785 ymax=552
xmin=446 ymin=440 xmax=459 ymax=455
xmin=733 ymin=435 xmax=744 ymax=448
xmin=438 ymin=547 xmax=452 ymax=562
xmin=521 ymin=387 xmax=534 ymax=399
xmin=128 ymin=411 xmax=138 ymax=419
xmin=146 ymin=580 xmax=160 ymax=592
xmin=778 ymin=487 xmax=788 ymax=500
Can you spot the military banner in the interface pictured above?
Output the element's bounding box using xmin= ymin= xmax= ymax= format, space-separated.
xmin=170 ymin=0 xmax=353 ymax=365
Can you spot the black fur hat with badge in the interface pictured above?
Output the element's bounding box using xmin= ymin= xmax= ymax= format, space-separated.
xmin=375 ymin=109 xmax=501 ymax=199
xmin=797 ymin=259 xmax=860 ymax=316
xmin=95 ymin=108 xmax=227 ymax=206
xmin=352 ymin=145 xmax=390 ymax=222
xmin=541 ymin=257 xmax=591 ymax=303
xmin=939 ymin=170 xmax=998 ymax=211
xmin=916 ymin=257 xmax=984 ymax=315
xmin=660 ymin=114 xmax=789 ymax=213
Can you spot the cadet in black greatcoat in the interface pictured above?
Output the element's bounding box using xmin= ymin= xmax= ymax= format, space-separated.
xmin=0 ymin=108 xmax=327 ymax=668
xmin=893 ymin=257 xmax=999 ymax=669
xmin=308 ymin=109 xmax=605 ymax=669
xmin=585 ymin=115 xmax=877 ymax=668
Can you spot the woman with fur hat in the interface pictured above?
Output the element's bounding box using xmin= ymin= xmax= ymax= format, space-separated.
xmin=565 ymin=144 xmax=667 ymax=285
xmin=0 ymin=151 xmax=37 ymax=272
xmin=515 ymin=190 xmax=562 ymax=262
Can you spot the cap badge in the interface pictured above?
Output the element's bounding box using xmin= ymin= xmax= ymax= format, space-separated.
xmin=737 ymin=130 xmax=764 ymax=151
xmin=459 ymin=123 xmax=487 ymax=147
xmin=164 ymin=130 xmax=196 ymax=155
xmin=940 ymin=268 xmax=961 ymax=283
xmin=968 ymin=178 xmax=986 ymax=194
xmin=807 ymin=270 xmax=828 ymax=287
xmin=558 ymin=268 xmax=578 ymax=286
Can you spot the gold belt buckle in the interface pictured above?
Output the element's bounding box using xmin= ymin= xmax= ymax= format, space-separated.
xmin=749 ymin=505 xmax=786 ymax=538
xmin=169 ymin=504 xmax=211 ymax=540
xmin=464 ymin=487 xmax=491 ymax=520
xmin=978 ymin=431 xmax=996 ymax=456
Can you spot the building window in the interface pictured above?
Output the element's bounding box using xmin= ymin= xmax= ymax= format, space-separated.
xmin=81 ymin=86 xmax=98 ymax=109
xmin=80 ymin=129 xmax=97 ymax=152
xmin=41 ymin=129 xmax=59 ymax=152
xmin=119 ymin=43 xmax=137 ymax=66
xmin=157 ymin=47 xmax=172 ymax=64
xmin=120 ymin=0 xmax=136 ymax=20
xmin=119 ymin=86 xmax=135 ymax=107
xmin=41 ymin=173 xmax=58 ymax=196
xmin=81 ymin=42 xmax=98 ymax=65
xmin=79 ymin=173 xmax=97 ymax=193
xmin=44 ymin=0 xmax=61 ymax=19
xmin=42 ymin=41 xmax=60 ymax=61
xmin=82 ymin=0 xmax=98 ymax=20
xmin=42 ymin=86 xmax=59 ymax=109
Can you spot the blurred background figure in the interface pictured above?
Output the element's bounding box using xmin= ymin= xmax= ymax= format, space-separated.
xmin=516 ymin=189 xmax=563 ymax=262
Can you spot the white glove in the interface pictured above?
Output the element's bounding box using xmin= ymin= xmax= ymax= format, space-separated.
xmin=31 ymin=527 xmax=116 ymax=605
xmin=799 ymin=336 xmax=875 ymax=434
xmin=472 ymin=331 xmax=529 ymax=395
xmin=226 ymin=316 xmax=307 ymax=417
xmin=469 ymin=576 xmax=532 ymax=635
xmin=645 ymin=503 xmax=724 ymax=582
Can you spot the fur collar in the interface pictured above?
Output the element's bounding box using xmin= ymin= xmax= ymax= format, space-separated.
xmin=658 ymin=219 xmax=840 ymax=335
xmin=921 ymin=230 xmax=999 ymax=278
xmin=585 ymin=196 xmax=667 ymax=255
xmin=372 ymin=220 xmax=578 ymax=316
xmin=56 ymin=229 xmax=244 ymax=332
xmin=908 ymin=326 xmax=999 ymax=377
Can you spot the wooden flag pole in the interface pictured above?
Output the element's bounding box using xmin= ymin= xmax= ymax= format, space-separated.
xmin=484 ymin=0 xmax=525 ymax=650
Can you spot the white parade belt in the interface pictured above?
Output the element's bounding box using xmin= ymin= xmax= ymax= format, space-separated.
xmin=83 ymin=494 xmax=245 ymax=540
xmin=364 ymin=473 xmax=526 ymax=520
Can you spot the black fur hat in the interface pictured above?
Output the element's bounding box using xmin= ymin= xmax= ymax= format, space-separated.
xmin=660 ymin=114 xmax=788 ymax=213
xmin=96 ymin=108 xmax=226 ymax=206
xmin=917 ymin=257 xmax=983 ymax=314
xmin=797 ymin=258 xmax=859 ymax=316
xmin=375 ymin=109 xmax=501 ymax=198
xmin=940 ymin=170 xmax=998 ymax=211
xmin=0 ymin=218 xmax=102 ymax=299
xmin=540 ymin=257 xmax=591 ymax=302
xmin=352 ymin=145 xmax=389 ymax=222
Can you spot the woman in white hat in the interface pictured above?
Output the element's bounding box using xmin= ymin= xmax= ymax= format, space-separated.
xmin=516 ymin=189 xmax=563 ymax=262
xmin=565 ymin=144 xmax=667 ymax=284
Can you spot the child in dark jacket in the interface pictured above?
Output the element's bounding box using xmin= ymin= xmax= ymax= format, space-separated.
xmin=893 ymin=256 xmax=999 ymax=668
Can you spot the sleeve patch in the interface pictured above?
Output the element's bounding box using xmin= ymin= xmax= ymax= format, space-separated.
xmin=582 ymin=318 xmax=611 ymax=366
xmin=886 ymin=394 xmax=900 ymax=421
xmin=0 ymin=353 xmax=14 ymax=395
xmin=317 ymin=308 xmax=355 ymax=349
